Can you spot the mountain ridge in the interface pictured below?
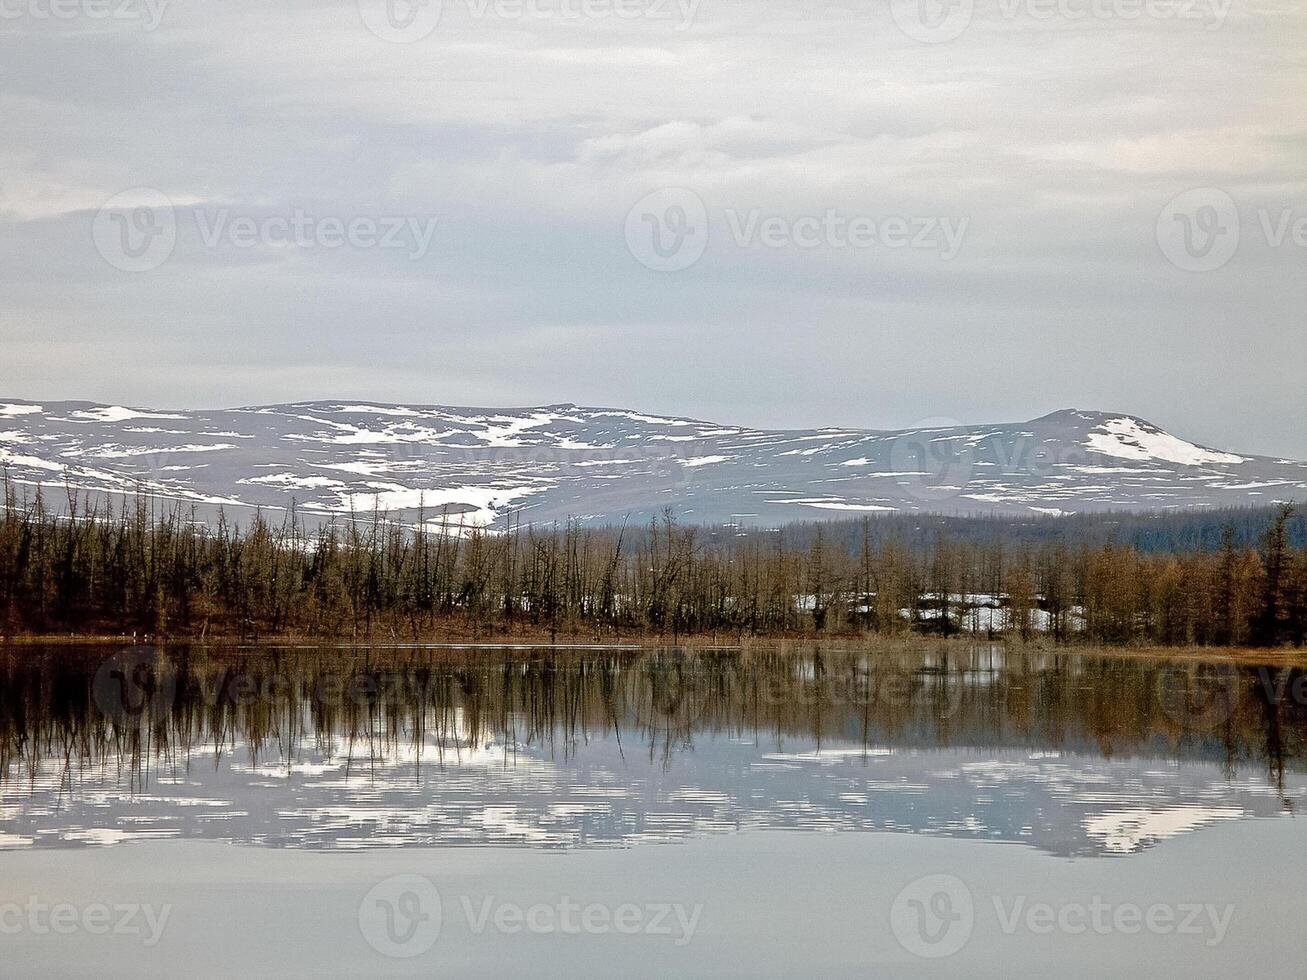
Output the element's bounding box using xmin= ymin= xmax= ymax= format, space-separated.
xmin=1 ymin=398 xmax=1303 ymax=528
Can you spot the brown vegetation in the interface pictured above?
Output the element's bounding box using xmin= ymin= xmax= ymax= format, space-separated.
xmin=1 ymin=476 xmax=1304 ymax=647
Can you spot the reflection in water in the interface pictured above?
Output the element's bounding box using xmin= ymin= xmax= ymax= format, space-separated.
xmin=0 ymin=644 xmax=1302 ymax=856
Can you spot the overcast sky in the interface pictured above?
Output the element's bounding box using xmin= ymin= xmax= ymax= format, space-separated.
xmin=0 ymin=0 xmax=1303 ymax=456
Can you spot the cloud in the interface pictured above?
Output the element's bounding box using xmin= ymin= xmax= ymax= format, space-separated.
xmin=0 ymin=0 xmax=1303 ymax=458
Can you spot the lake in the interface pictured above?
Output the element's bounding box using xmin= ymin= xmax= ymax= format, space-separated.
xmin=1 ymin=642 xmax=1304 ymax=977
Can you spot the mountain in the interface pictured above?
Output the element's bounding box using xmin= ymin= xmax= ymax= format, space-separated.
xmin=1 ymin=399 xmax=1304 ymax=528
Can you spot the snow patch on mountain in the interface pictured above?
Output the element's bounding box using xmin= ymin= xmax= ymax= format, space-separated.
xmin=0 ymin=400 xmax=1301 ymax=527
xmin=0 ymin=449 xmax=64 ymax=472
xmin=783 ymin=499 xmax=897 ymax=513
xmin=1085 ymin=417 xmax=1246 ymax=467
xmin=326 ymin=485 xmax=545 ymax=524
xmin=88 ymin=443 xmax=238 ymax=459
xmin=68 ymin=406 xmax=188 ymax=423
xmin=591 ymin=410 xmax=696 ymax=427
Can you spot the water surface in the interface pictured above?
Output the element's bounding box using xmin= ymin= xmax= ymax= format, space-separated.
xmin=1 ymin=643 xmax=1303 ymax=976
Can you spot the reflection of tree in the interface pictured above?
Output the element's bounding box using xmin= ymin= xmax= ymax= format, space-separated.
xmin=1 ymin=645 xmax=1304 ymax=805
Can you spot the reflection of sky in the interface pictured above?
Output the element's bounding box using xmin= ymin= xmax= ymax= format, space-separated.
xmin=1 ymin=719 xmax=1300 ymax=857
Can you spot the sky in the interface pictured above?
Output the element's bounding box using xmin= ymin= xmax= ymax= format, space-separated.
xmin=0 ymin=0 xmax=1304 ymax=457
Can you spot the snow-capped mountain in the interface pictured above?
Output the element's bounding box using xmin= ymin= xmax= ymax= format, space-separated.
xmin=1 ymin=399 xmax=1304 ymax=527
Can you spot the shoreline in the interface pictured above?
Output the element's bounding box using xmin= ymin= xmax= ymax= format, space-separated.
xmin=4 ymin=631 xmax=1306 ymax=666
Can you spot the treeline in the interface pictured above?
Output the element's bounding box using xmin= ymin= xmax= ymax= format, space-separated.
xmin=0 ymin=477 xmax=1304 ymax=646
xmin=759 ymin=506 xmax=1307 ymax=555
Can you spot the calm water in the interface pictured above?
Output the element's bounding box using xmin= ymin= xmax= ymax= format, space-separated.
xmin=1 ymin=643 xmax=1304 ymax=977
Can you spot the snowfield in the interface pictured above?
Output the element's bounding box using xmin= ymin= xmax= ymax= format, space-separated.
xmin=0 ymin=400 xmax=1302 ymax=528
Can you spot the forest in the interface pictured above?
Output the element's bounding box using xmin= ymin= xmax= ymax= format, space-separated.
xmin=0 ymin=475 xmax=1303 ymax=647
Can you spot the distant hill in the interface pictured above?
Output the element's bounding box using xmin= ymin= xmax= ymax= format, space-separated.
xmin=2 ymin=399 xmax=1304 ymax=527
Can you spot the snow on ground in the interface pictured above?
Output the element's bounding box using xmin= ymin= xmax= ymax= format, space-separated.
xmin=778 ymin=497 xmax=897 ymax=512
xmin=466 ymin=412 xmax=566 ymax=447
xmin=314 ymin=460 xmax=401 ymax=477
xmin=0 ymin=404 xmax=41 ymax=416
xmin=589 ymin=410 xmax=695 ymax=427
xmin=554 ymin=437 xmax=611 ymax=450
xmin=327 ymin=484 xmax=544 ymax=524
xmin=240 ymin=474 xmax=343 ymax=490
xmin=1085 ymin=417 xmax=1246 ymax=466
xmin=1067 ymin=464 xmax=1157 ymax=475
xmin=68 ymin=406 xmax=187 ymax=423
xmin=291 ymin=418 xmax=462 ymax=446
xmin=0 ymin=449 xmax=65 ymax=471
xmin=1214 ymin=481 xmax=1293 ymax=490
xmin=88 ymin=443 xmax=237 ymax=458
xmin=334 ymin=404 xmax=419 ymax=417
